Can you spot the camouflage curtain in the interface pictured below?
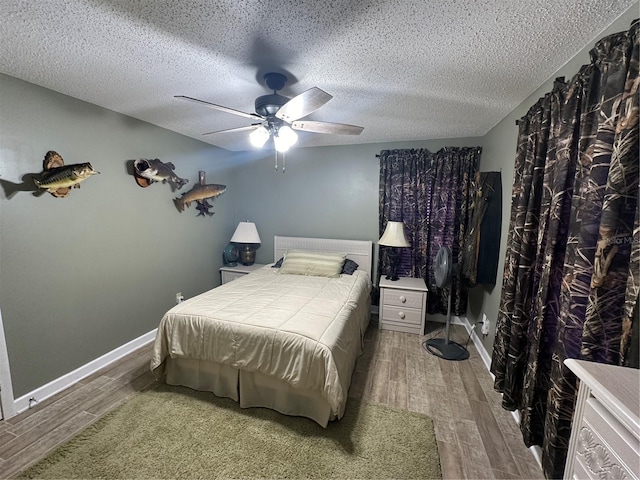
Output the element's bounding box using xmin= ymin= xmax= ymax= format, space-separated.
xmin=491 ymin=20 xmax=639 ymax=479
xmin=378 ymin=147 xmax=480 ymax=315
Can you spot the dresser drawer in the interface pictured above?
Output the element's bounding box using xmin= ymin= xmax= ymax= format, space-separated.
xmin=576 ymin=397 xmax=639 ymax=479
xmin=572 ymin=456 xmax=596 ymax=480
xmin=563 ymin=360 xmax=640 ymax=480
xmin=382 ymin=289 xmax=425 ymax=309
xmin=381 ymin=305 xmax=423 ymax=326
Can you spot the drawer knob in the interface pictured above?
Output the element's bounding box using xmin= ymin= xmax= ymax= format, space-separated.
xmin=398 ymin=311 xmax=405 ymax=319
xmin=400 ymin=296 xmax=406 ymax=303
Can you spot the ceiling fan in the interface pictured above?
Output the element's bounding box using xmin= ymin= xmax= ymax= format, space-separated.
xmin=176 ymin=72 xmax=364 ymax=152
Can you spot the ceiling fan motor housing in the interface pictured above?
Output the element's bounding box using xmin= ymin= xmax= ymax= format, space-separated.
xmin=255 ymin=93 xmax=289 ymax=117
xmin=255 ymin=72 xmax=290 ymax=117
xmin=263 ymin=72 xmax=287 ymax=91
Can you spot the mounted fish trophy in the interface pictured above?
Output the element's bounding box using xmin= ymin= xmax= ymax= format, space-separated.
xmin=33 ymin=151 xmax=99 ymax=198
xmin=174 ymin=171 xmax=226 ymax=217
xmin=132 ymin=158 xmax=188 ymax=191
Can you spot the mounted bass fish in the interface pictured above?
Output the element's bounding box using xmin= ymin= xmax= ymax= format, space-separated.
xmin=174 ymin=183 xmax=226 ymax=216
xmin=33 ymin=151 xmax=99 ymax=198
xmin=133 ymin=158 xmax=188 ymax=191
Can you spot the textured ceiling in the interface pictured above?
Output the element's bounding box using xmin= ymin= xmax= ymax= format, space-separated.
xmin=0 ymin=0 xmax=637 ymax=151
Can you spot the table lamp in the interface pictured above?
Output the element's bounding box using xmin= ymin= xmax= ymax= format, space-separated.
xmin=378 ymin=221 xmax=410 ymax=281
xmin=230 ymin=221 xmax=261 ymax=266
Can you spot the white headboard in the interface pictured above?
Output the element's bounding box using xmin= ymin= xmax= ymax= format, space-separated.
xmin=274 ymin=236 xmax=373 ymax=279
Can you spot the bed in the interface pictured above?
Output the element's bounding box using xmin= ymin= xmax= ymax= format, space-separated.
xmin=150 ymin=236 xmax=373 ymax=426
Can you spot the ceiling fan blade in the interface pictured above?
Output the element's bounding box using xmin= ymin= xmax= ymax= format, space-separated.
xmin=202 ymin=124 xmax=262 ymax=136
xmin=175 ymin=95 xmax=263 ymax=120
xmin=275 ymin=87 xmax=332 ymax=122
xmin=291 ymin=120 xmax=364 ymax=135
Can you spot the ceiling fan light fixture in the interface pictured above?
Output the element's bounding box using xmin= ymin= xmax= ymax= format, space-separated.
xmin=273 ymin=125 xmax=297 ymax=152
xmin=249 ymin=125 xmax=270 ymax=147
xmin=278 ymin=125 xmax=298 ymax=147
xmin=273 ymin=132 xmax=290 ymax=152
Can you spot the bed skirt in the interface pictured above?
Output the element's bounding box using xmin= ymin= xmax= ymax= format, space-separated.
xmin=163 ymin=357 xmax=336 ymax=427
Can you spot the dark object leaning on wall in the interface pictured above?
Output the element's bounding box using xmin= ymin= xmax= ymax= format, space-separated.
xmin=461 ymin=171 xmax=502 ymax=287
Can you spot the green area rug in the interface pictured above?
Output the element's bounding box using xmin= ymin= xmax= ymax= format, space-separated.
xmin=19 ymin=384 xmax=441 ymax=479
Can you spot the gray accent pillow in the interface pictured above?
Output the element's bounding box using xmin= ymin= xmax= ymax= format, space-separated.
xmin=341 ymin=259 xmax=359 ymax=275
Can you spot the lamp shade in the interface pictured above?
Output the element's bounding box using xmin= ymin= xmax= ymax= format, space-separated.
xmin=273 ymin=125 xmax=298 ymax=152
xmin=249 ymin=126 xmax=270 ymax=148
xmin=378 ymin=221 xmax=410 ymax=247
xmin=230 ymin=222 xmax=261 ymax=244
xmin=278 ymin=125 xmax=298 ymax=146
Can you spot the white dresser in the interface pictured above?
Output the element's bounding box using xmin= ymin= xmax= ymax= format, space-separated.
xmin=564 ymin=359 xmax=640 ymax=480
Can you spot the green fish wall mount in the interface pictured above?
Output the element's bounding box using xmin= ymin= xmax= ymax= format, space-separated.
xmin=33 ymin=151 xmax=100 ymax=198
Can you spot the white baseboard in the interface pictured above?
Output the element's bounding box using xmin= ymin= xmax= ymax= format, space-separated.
xmin=455 ymin=316 xmax=493 ymax=371
xmin=10 ymin=329 xmax=157 ymax=417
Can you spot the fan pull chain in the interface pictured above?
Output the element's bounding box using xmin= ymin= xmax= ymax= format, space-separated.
xmin=273 ymin=151 xmax=286 ymax=173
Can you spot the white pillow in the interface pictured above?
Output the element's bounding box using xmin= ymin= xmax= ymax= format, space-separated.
xmin=278 ymin=250 xmax=347 ymax=278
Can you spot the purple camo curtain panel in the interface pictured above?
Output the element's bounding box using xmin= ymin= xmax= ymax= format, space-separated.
xmin=378 ymin=147 xmax=480 ymax=315
xmin=491 ymin=20 xmax=639 ymax=479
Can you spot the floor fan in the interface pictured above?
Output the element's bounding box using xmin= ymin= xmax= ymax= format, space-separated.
xmin=424 ymin=246 xmax=470 ymax=361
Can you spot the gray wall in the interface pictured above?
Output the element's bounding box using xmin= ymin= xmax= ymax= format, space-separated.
xmin=469 ymin=3 xmax=639 ymax=354
xmin=0 ymin=74 xmax=239 ymax=396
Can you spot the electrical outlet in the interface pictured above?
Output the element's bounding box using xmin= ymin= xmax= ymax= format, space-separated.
xmin=481 ymin=318 xmax=490 ymax=335
xmin=175 ymin=292 xmax=184 ymax=304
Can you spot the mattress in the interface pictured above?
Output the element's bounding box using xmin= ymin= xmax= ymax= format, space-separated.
xmin=150 ymin=265 xmax=371 ymax=416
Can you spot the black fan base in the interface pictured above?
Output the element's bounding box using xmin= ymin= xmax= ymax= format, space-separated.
xmin=424 ymin=338 xmax=470 ymax=361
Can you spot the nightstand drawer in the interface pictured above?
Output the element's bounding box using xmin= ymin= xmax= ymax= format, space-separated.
xmin=219 ymin=264 xmax=266 ymax=285
xmin=383 ymin=289 xmax=424 ymax=309
xmin=221 ymin=271 xmax=246 ymax=284
xmin=381 ymin=305 xmax=423 ymax=326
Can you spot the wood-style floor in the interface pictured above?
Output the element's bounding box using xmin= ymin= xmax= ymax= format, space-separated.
xmin=353 ymin=321 xmax=544 ymax=480
xmin=0 ymin=320 xmax=544 ymax=479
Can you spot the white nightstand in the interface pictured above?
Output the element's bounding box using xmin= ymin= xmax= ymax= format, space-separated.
xmin=378 ymin=276 xmax=428 ymax=335
xmin=219 ymin=263 xmax=266 ymax=285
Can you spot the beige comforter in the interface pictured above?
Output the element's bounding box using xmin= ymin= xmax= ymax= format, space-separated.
xmin=151 ymin=266 xmax=371 ymax=415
